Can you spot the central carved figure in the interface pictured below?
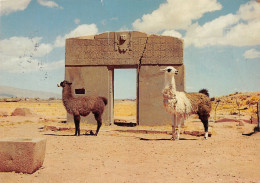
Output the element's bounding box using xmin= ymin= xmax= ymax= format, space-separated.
xmin=114 ymin=32 xmax=132 ymax=52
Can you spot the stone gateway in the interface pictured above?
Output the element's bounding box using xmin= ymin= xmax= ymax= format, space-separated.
xmin=65 ymin=31 xmax=184 ymax=126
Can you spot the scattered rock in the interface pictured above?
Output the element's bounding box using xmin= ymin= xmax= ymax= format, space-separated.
xmin=237 ymin=120 xmax=245 ymax=126
xmin=11 ymin=108 xmax=34 ymax=117
xmin=0 ymin=110 xmax=8 ymax=117
xmin=44 ymin=126 xmax=58 ymax=131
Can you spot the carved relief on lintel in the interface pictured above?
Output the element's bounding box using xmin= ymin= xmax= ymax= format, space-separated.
xmin=114 ymin=32 xmax=132 ymax=53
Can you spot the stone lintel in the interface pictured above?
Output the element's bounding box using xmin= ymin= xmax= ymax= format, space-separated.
xmin=65 ymin=31 xmax=183 ymax=66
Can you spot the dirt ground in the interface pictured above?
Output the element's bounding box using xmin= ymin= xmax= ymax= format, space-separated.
xmin=0 ymin=120 xmax=259 ymax=183
xmin=0 ymin=101 xmax=260 ymax=183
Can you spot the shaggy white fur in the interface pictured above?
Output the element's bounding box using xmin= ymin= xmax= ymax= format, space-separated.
xmin=163 ymin=88 xmax=192 ymax=115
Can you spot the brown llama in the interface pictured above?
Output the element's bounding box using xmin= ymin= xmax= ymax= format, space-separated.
xmin=58 ymin=80 xmax=107 ymax=136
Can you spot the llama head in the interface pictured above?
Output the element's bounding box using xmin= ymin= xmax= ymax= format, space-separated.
xmin=57 ymin=80 xmax=72 ymax=88
xmin=160 ymin=66 xmax=178 ymax=76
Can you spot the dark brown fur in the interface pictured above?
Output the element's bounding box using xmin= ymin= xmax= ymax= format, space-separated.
xmin=59 ymin=80 xmax=107 ymax=136
xmin=185 ymin=90 xmax=211 ymax=133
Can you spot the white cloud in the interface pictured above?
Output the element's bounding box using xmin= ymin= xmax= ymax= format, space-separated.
xmin=132 ymin=0 xmax=222 ymax=33
xmin=0 ymin=0 xmax=31 ymax=16
xmin=243 ymin=49 xmax=260 ymax=59
xmin=74 ymin=18 xmax=80 ymax=25
xmin=37 ymin=0 xmax=63 ymax=9
xmin=223 ymin=20 xmax=260 ymax=47
xmin=161 ymin=30 xmax=182 ymax=38
xmin=44 ymin=60 xmax=64 ymax=70
xmin=185 ymin=14 xmax=240 ymax=47
xmin=132 ymin=0 xmax=260 ymax=48
xmin=0 ymin=37 xmax=53 ymax=57
xmin=0 ymin=54 xmax=39 ymax=73
xmin=0 ymin=54 xmax=63 ymax=73
xmin=185 ymin=1 xmax=260 ymax=47
xmin=238 ymin=1 xmax=260 ymax=21
xmin=54 ymin=24 xmax=98 ymax=47
xmin=0 ymin=36 xmax=62 ymax=73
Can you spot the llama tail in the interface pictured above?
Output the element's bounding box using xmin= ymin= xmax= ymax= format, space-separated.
xmin=199 ymin=89 xmax=209 ymax=97
xmin=100 ymin=97 xmax=108 ymax=105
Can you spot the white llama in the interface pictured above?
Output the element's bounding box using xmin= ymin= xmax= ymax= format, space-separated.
xmin=161 ymin=66 xmax=211 ymax=140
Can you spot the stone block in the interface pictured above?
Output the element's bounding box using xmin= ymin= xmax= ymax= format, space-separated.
xmin=0 ymin=137 xmax=47 ymax=174
xmin=65 ymin=31 xmax=183 ymax=66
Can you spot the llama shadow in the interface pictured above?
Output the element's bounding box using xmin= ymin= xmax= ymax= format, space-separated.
xmin=139 ymin=137 xmax=197 ymax=141
xmin=44 ymin=133 xmax=75 ymax=137
xmin=242 ymin=127 xmax=259 ymax=136
xmin=242 ymin=132 xmax=257 ymax=136
xmin=43 ymin=131 xmax=97 ymax=137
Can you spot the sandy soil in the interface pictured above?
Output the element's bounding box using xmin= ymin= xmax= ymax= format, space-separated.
xmin=0 ymin=116 xmax=259 ymax=183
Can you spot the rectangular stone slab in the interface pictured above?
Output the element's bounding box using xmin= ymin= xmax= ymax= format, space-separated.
xmin=0 ymin=137 xmax=46 ymax=174
xmin=65 ymin=31 xmax=183 ymax=66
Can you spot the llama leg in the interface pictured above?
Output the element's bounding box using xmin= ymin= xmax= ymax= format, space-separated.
xmin=171 ymin=114 xmax=177 ymax=140
xmin=198 ymin=105 xmax=210 ymax=140
xmin=176 ymin=116 xmax=183 ymax=140
xmin=74 ymin=115 xmax=81 ymax=136
xmin=199 ymin=114 xmax=209 ymax=140
xmin=202 ymin=119 xmax=209 ymax=140
xmin=94 ymin=113 xmax=102 ymax=136
xmin=95 ymin=120 xmax=102 ymax=136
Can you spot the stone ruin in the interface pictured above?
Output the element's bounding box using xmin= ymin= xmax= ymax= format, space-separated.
xmin=65 ymin=31 xmax=184 ymax=126
xmin=0 ymin=137 xmax=46 ymax=174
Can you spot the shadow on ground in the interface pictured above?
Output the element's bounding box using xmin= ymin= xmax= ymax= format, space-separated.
xmin=139 ymin=137 xmax=197 ymax=141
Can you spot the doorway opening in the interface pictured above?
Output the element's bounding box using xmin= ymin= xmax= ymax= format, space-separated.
xmin=113 ymin=68 xmax=137 ymax=126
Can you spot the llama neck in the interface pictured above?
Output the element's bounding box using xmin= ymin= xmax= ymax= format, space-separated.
xmin=62 ymin=85 xmax=73 ymax=103
xmin=165 ymin=74 xmax=176 ymax=92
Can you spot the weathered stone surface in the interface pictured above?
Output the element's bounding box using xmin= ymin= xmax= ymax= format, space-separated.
xmin=142 ymin=35 xmax=183 ymax=65
xmin=65 ymin=31 xmax=183 ymax=66
xmin=0 ymin=137 xmax=46 ymax=174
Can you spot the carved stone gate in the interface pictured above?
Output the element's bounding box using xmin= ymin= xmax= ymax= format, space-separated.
xmin=65 ymin=31 xmax=184 ymax=126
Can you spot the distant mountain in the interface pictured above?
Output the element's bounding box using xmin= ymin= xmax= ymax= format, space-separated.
xmin=0 ymin=86 xmax=61 ymax=99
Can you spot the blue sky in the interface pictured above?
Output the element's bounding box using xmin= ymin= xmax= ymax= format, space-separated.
xmin=0 ymin=0 xmax=259 ymax=98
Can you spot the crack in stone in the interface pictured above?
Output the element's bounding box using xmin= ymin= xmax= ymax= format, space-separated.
xmin=136 ymin=36 xmax=149 ymax=125
xmin=138 ymin=36 xmax=149 ymax=69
